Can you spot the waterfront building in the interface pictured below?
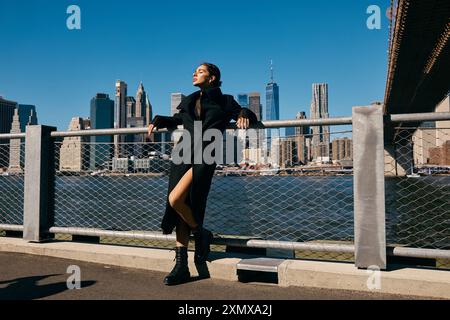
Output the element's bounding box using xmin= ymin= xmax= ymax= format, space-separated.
xmin=310 ymin=83 xmax=330 ymax=163
xmin=90 ymin=93 xmax=114 ymax=170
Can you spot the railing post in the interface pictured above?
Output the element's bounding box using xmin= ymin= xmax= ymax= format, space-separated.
xmin=23 ymin=125 xmax=56 ymax=242
xmin=352 ymin=105 xmax=387 ymax=270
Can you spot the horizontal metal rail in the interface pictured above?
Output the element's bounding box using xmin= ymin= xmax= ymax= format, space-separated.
xmin=46 ymin=227 xmax=450 ymax=260
xmin=389 ymin=112 xmax=450 ymax=123
xmin=261 ymin=117 xmax=352 ymax=128
xmin=48 ymin=227 xmax=176 ymax=241
xmin=387 ymin=247 xmax=450 ymax=260
xmin=0 ymin=224 xmax=24 ymax=232
xmin=1 ymin=226 xmax=447 ymax=260
xmin=50 ymin=127 xmax=169 ymax=138
xmin=0 ymin=133 xmax=26 ymax=139
xmin=1 ymin=113 xmax=449 ymax=140
xmin=48 ymin=227 xmax=355 ymax=253
xmin=243 ymin=240 xmax=355 ymax=254
xmin=3 ymin=118 xmax=351 ymax=140
xmin=50 ymin=117 xmax=354 ymax=138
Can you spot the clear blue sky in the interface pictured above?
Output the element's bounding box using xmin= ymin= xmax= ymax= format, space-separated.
xmin=0 ymin=0 xmax=390 ymax=133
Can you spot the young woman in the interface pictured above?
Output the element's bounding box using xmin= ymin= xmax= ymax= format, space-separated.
xmin=148 ymin=62 xmax=258 ymax=285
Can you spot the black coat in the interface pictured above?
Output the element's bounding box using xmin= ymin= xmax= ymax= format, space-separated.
xmin=151 ymin=87 xmax=258 ymax=234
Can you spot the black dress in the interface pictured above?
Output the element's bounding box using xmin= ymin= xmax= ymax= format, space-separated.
xmin=151 ymin=87 xmax=258 ymax=234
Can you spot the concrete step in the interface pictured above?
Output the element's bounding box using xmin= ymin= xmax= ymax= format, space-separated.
xmin=237 ymin=258 xmax=285 ymax=284
xmin=237 ymin=258 xmax=285 ymax=273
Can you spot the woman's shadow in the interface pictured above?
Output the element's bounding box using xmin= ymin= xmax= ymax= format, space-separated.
xmin=0 ymin=274 xmax=95 ymax=300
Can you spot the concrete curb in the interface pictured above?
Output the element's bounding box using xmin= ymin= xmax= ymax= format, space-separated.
xmin=1 ymin=237 xmax=449 ymax=299
xmin=0 ymin=238 xmax=246 ymax=282
xmin=278 ymin=260 xmax=450 ymax=299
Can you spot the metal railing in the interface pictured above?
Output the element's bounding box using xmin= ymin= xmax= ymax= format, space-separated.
xmin=385 ymin=123 xmax=450 ymax=250
xmin=0 ymin=132 xmax=26 ymax=229
xmin=0 ymin=107 xmax=449 ymax=269
xmin=51 ymin=136 xmax=354 ymax=244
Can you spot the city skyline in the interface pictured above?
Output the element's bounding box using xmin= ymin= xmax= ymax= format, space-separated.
xmin=1 ymin=78 xmax=353 ymax=146
xmin=0 ymin=1 xmax=390 ymax=131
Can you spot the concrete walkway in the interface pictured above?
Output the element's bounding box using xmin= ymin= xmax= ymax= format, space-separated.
xmin=0 ymin=252 xmax=428 ymax=300
xmin=0 ymin=237 xmax=448 ymax=300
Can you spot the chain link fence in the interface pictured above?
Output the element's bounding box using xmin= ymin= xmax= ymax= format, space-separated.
xmin=53 ymin=137 xmax=172 ymax=243
xmin=385 ymin=123 xmax=450 ymax=251
xmin=0 ymin=141 xmax=25 ymax=226
xmin=207 ymin=129 xmax=354 ymax=244
xmin=50 ymin=129 xmax=355 ymax=261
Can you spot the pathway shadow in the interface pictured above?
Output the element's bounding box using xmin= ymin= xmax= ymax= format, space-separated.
xmin=0 ymin=274 xmax=96 ymax=300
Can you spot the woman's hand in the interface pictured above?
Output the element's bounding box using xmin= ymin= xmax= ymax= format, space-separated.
xmin=236 ymin=116 xmax=250 ymax=129
xmin=147 ymin=123 xmax=155 ymax=138
xmin=148 ymin=115 xmax=163 ymax=137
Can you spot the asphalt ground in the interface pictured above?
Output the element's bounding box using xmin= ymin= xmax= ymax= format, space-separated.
xmin=0 ymin=252 xmax=433 ymax=301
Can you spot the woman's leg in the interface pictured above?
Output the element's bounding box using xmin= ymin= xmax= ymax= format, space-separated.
xmin=169 ymin=168 xmax=213 ymax=265
xmin=169 ymin=168 xmax=198 ymax=246
xmin=176 ymin=220 xmax=191 ymax=248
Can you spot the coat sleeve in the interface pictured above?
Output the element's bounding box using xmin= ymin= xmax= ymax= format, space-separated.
xmin=228 ymin=98 xmax=258 ymax=126
xmin=150 ymin=106 xmax=185 ymax=131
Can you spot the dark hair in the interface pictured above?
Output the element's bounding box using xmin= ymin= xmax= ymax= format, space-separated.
xmin=201 ymin=62 xmax=222 ymax=87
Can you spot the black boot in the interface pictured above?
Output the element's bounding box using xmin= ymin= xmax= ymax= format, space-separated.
xmin=193 ymin=226 xmax=214 ymax=264
xmin=163 ymin=247 xmax=190 ymax=286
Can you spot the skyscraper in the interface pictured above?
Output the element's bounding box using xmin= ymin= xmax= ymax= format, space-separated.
xmin=284 ymin=112 xmax=311 ymax=164
xmin=237 ymin=94 xmax=249 ymax=108
xmin=171 ymin=93 xmax=185 ymax=116
xmin=331 ymin=138 xmax=353 ymax=161
xmin=246 ymin=92 xmax=264 ymax=162
xmin=125 ymin=83 xmax=153 ymax=157
xmin=90 ymin=93 xmax=114 ymax=170
xmin=286 ymin=111 xmax=310 ymax=136
xmin=114 ymin=80 xmax=128 ymax=158
xmin=0 ymin=97 xmax=17 ymax=169
xmin=310 ymin=83 xmax=330 ymax=162
xmin=115 ymin=80 xmax=128 ymax=128
xmin=126 ymin=96 xmax=136 ymax=118
xmin=145 ymin=95 xmax=153 ymax=126
xmin=8 ymin=108 xmax=22 ymax=174
xmin=279 ymin=137 xmax=297 ymax=168
xmin=296 ymin=112 xmax=311 ymax=164
xmin=83 ymin=118 xmax=91 ymax=130
xmin=266 ymin=69 xmax=280 ymax=122
xmin=265 ymin=61 xmax=280 ymax=162
xmin=295 ymin=112 xmax=310 ymax=136
xmin=248 ymin=92 xmax=263 ymax=122
xmin=60 ymin=117 xmax=89 ymax=172
xmin=285 ymin=124 xmax=295 ymax=137
xmin=0 ymin=97 xmax=17 ymax=135
xmin=135 ymin=82 xmax=146 ymax=119
xmin=18 ymin=104 xmax=38 ymax=132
